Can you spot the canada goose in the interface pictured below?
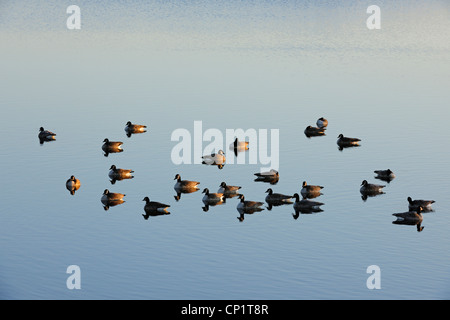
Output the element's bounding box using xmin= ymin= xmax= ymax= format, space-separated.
xmin=254 ymin=169 xmax=279 ymax=178
xmin=101 ymin=189 xmax=126 ymax=201
xmin=231 ymin=138 xmax=249 ymax=150
xmin=237 ymin=194 xmax=264 ymax=210
xmin=265 ymin=188 xmax=293 ymax=203
xmin=174 ymin=174 xmax=200 ymax=189
xmin=293 ymin=193 xmax=324 ymax=210
xmin=125 ymin=121 xmax=147 ymax=133
xmin=360 ymin=180 xmax=385 ymax=193
xmin=202 ymin=188 xmax=224 ymax=202
xmin=66 ymin=175 xmax=81 ymax=195
xmin=407 ymin=197 xmax=435 ymax=211
xmin=304 ymin=126 xmax=325 ymax=137
xmin=337 ymin=134 xmax=361 ymax=146
xmin=109 ymin=165 xmax=134 ymax=179
xmin=143 ymin=196 xmax=170 ymax=213
xmin=316 ymin=117 xmax=328 ymax=128
xmin=393 ymin=206 xmax=423 ymax=222
xmin=301 ymin=181 xmax=324 ymax=195
xmin=38 ymin=127 xmax=56 ymax=140
xmin=374 ymin=169 xmax=395 ymax=179
xmin=202 ymin=150 xmax=226 ymax=165
xmin=102 ymin=138 xmax=123 ymax=151
xmin=218 ymin=182 xmax=241 ymax=194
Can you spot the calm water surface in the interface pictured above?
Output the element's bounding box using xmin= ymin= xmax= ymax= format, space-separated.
xmin=1 ymin=1 xmax=450 ymax=299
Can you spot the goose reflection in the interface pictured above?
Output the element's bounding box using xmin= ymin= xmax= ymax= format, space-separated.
xmin=173 ymin=186 xmax=200 ymax=201
xmin=392 ymin=219 xmax=425 ymax=232
xmin=236 ymin=207 xmax=264 ymax=222
xmin=361 ymin=191 xmax=385 ymax=201
xmin=292 ymin=206 xmax=324 ymax=220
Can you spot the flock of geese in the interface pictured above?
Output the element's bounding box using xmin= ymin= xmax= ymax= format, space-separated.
xmin=38 ymin=117 xmax=435 ymax=229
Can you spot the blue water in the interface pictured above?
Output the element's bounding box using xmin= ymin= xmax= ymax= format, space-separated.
xmin=1 ymin=0 xmax=450 ymax=299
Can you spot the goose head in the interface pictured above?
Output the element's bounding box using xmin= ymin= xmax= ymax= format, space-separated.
xmin=220 ymin=182 xmax=227 ymax=188
xmin=361 ymin=180 xmax=368 ymax=186
xmin=39 ymin=127 xmax=44 ymax=132
xmin=174 ymin=174 xmax=181 ymax=181
xmin=126 ymin=121 xmax=132 ymax=126
xmin=110 ymin=165 xmax=117 ymax=170
xmin=293 ymin=193 xmax=300 ymax=202
xmin=407 ymin=196 xmax=413 ymax=204
xmin=302 ymin=181 xmax=307 ymax=187
xmin=202 ymin=188 xmax=209 ymax=194
xmin=103 ymin=138 xmax=110 ymax=143
xmin=142 ymin=196 xmax=150 ymax=203
xmin=337 ymin=134 xmax=344 ymax=139
xmin=265 ymin=188 xmax=273 ymax=195
xmin=103 ymin=189 xmax=110 ymax=195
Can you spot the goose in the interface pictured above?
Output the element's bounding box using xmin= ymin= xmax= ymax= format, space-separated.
xmin=237 ymin=194 xmax=264 ymax=210
xmin=293 ymin=193 xmax=324 ymax=210
xmin=143 ymin=196 xmax=170 ymax=213
xmin=218 ymin=182 xmax=241 ymax=194
xmin=109 ymin=165 xmax=134 ymax=179
xmin=38 ymin=127 xmax=56 ymax=140
xmin=316 ymin=117 xmax=328 ymax=128
xmin=360 ymin=180 xmax=385 ymax=193
xmin=66 ymin=175 xmax=81 ymax=195
xmin=202 ymin=150 xmax=226 ymax=165
xmin=254 ymin=169 xmax=279 ymax=178
xmin=304 ymin=126 xmax=325 ymax=137
xmin=230 ymin=138 xmax=249 ymax=150
xmin=393 ymin=206 xmax=423 ymax=222
xmin=407 ymin=197 xmax=435 ymax=211
xmin=101 ymin=189 xmax=126 ymax=202
xmin=202 ymin=188 xmax=224 ymax=203
xmin=265 ymin=188 xmax=293 ymax=203
xmin=301 ymin=181 xmax=324 ymax=195
xmin=374 ymin=169 xmax=395 ymax=179
xmin=337 ymin=134 xmax=361 ymax=146
xmin=173 ymin=174 xmax=200 ymax=189
xmin=125 ymin=121 xmax=147 ymax=133
xmin=102 ymin=138 xmax=123 ymax=151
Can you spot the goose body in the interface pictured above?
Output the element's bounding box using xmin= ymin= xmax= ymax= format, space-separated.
xmin=301 ymin=181 xmax=324 ymax=195
xmin=218 ymin=182 xmax=241 ymax=194
xmin=102 ymin=138 xmax=123 ymax=150
xmin=374 ymin=169 xmax=395 ymax=179
xmin=38 ymin=127 xmax=56 ymax=140
xmin=125 ymin=121 xmax=147 ymax=133
xmin=202 ymin=188 xmax=224 ymax=202
xmin=293 ymin=193 xmax=324 ymax=209
xmin=265 ymin=188 xmax=293 ymax=203
xmin=202 ymin=150 xmax=226 ymax=165
xmin=109 ymin=165 xmax=134 ymax=178
xmin=337 ymin=134 xmax=361 ymax=146
xmin=360 ymin=180 xmax=385 ymax=193
xmin=230 ymin=138 xmax=249 ymax=150
xmin=101 ymin=189 xmax=126 ymax=201
xmin=407 ymin=197 xmax=435 ymax=210
xmin=316 ymin=117 xmax=328 ymax=128
xmin=173 ymin=174 xmax=200 ymax=189
xmin=237 ymin=194 xmax=264 ymax=210
xmin=254 ymin=169 xmax=279 ymax=178
xmin=143 ymin=196 xmax=170 ymax=213
xmin=393 ymin=206 xmax=423 ymax=222
xmin=66 ymin=175 xmax=81 ymax=194
xmin=304 ymin=126 xmax=325 ymax=137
